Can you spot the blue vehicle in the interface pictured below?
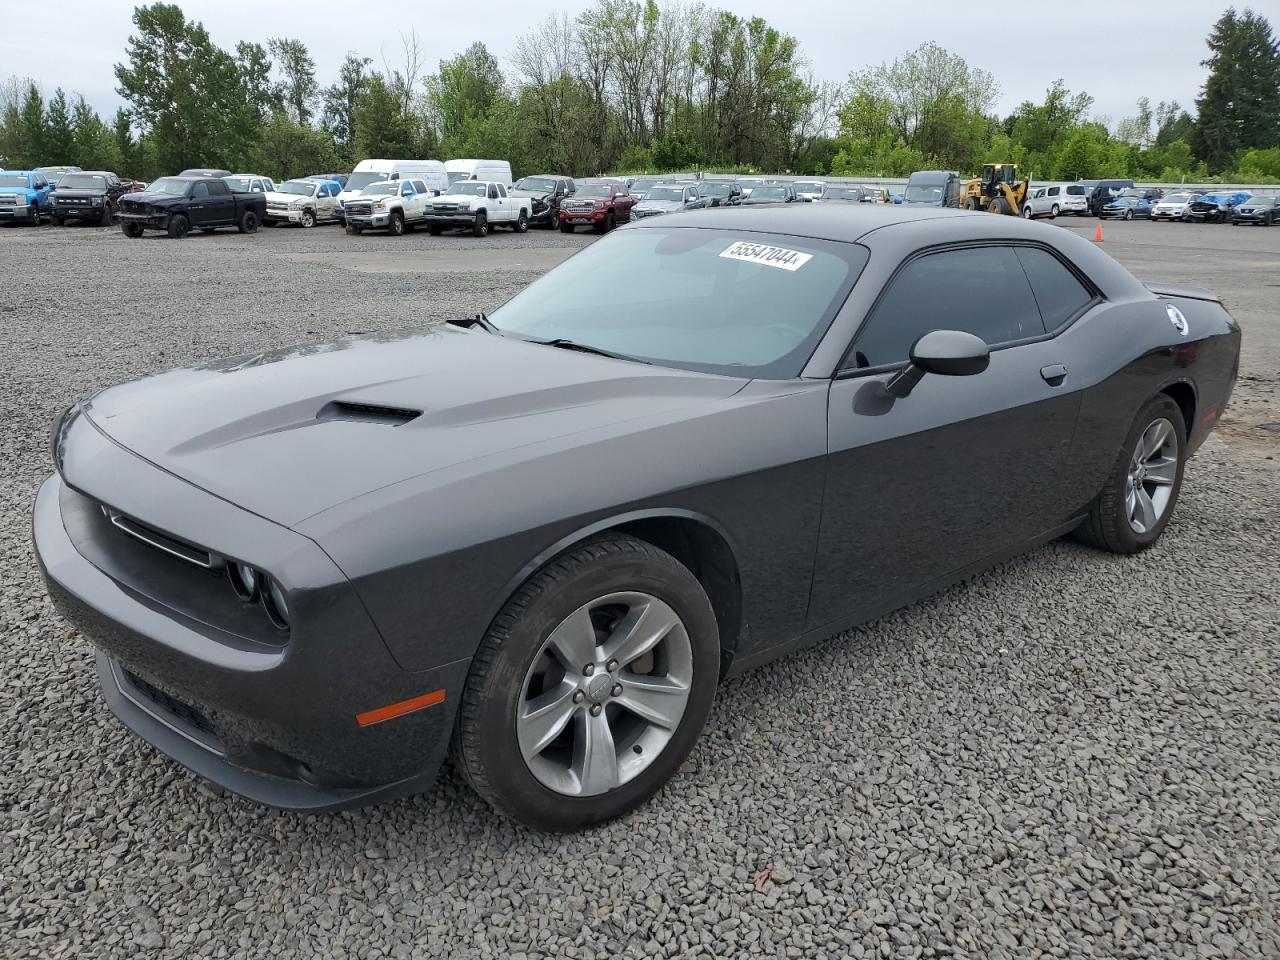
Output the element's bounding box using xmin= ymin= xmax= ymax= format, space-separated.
xmin=305 ymin=172 xmax=349 ymax=188
xmin=1185 ymin=192 xmax=1251 ymax=223
xmin=0 ymin=170 xmax=55 ymax=225
xmin=1100 ymin=195 xmax=1154 ymax=220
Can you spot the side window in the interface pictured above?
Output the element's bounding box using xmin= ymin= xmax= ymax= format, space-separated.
xmin=496 ymin=183 xmax=507 ymax=198
xmin=488 ymin=184 xmax=499 ymax=200
xmin=402 ymin=182 xmax=414 ymax=196
xmin=1013 ymin=247 xmax=1095 ymax=330
xmin=412 ymin=180 xmax=427 ymax=194
xmin=1048 ymin=186 xmax=1060 ymax=197
xmin=849 ymin=247 xmax=1047 ymax=369
xmin=252 ymin=180 xmax=264 ymax=193
xmin=192 ymin=181 xmax=210 ymax=198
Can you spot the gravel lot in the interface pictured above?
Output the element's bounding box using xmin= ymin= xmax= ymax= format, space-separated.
xmin=2 ymin=217 xmax=1277 ymax=959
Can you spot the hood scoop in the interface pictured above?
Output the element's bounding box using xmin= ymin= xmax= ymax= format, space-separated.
xmin=317 ymin=400 xmax=422 ymax=426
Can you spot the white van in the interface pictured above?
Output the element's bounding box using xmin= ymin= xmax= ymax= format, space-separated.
xmin=445 ymin=159 xmax=513 ymax=188
xmin=337 ymin=159 xmax=448 ymax=219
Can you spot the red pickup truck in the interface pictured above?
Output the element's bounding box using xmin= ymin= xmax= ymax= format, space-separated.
xmin=559 ymin=180 xmax=636 ymax=233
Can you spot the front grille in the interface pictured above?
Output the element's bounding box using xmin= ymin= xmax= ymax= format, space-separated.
xmin=123 ymin=668 xmax=218 ymax=739
xmin=266 ymin=202 xmax=287 ymax=211
xmin=103 ymin=506 xmax=214 ymax=568
xmin=346 ymin=202 xmax=372 ymax=216
xmin=0 ymin=195 xmax=18 ymax=205
xmin=432 ymin=203 xmax=460 ymax=212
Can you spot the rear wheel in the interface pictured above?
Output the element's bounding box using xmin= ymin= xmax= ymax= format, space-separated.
xmin=1050 ymin=204 xmax=1060 ymax=218
xmin=1073 ymin=394 xmax=1186 ymax=554
xmin=515 ymin=210 xmax=529 ymax=233
xmin=237 ymin=210 xmax=259 ymax=233
xmin=451 ymin=534 xmax=719 ymax=831
xmin=167 ymin=214 xmax=189 ymax=239
xmin=473 ymin=211 xmax=488 ymax=237
xmin=963 ymin=198 xmax=978 ymax=211
xmin=990 ymin=198 xmax=1011 ymax=215
xmin=389 ymin=211 xmax=405 ymax=236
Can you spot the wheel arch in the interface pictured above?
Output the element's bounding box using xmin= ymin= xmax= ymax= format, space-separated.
xmin=490 ymin=509 xmax=744 ymax=676
xmin=1159 ymin=379 xmax=1197 ymax=438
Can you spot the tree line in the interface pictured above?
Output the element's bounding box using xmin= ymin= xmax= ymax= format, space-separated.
xmin=0 ymin=2 xmax=1277 ymax=184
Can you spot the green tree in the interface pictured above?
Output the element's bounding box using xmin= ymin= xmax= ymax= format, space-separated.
xmin=1192 ymin=7 xmax=1280 ymax=171
xmin=71 ymin=97 xmax=120 ymax=170
xmin=322 ymin=53 xmax=372 ymax=158
xmin=431 ymin=42 xmax=505 ymax=148
xmin=44 ymin=88 xmax=75 ymax=162
xmin=19 ymin=82 xmax=46 ymax=167
xmin=353 ymin=73 xmax=415 ymax=158
xmin=112 ymin=109 xmax=137 ymax=174
xmin=269 ymin=37 xmax=318 ymax=125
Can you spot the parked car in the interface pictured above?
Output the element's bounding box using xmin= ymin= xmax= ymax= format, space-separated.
xmin=1082 ymin=179 xmax=1135 ymax=216
xmin=632 ymin=182 xmax=701 ymax=219
xmin=178 ymin=168 xmax=233 ymax=179
xmin=509 ymin=175 xmax=576 ymax=229
xmin=791 ymin=180 xmax=826 ymax=201
xmin=264 ymin=178 xmax=343 ymax=228
xmin=558 ymin=180 xmax=636 ymax=232
xmin=1022 ymin=183 xmax=1088 ymax=218
xmin=627 ymin=176 xmax=663 ymax=200
xmin=820 ymin=184 xmax=874 ymax=203
xmin=344 ymin=179 xmax=433 ymax=236
xmin=424 ymin=181 xmax=532 ymax=237
xmin=1185 ymin=192 xmax=1251 ymax=223
xmin=0 ymin=170 xmax=54 ymax=225
xmin=740 ymin=183 xmax=799 ymax=205
xmin=736 ymin=178 xmax=766 ymax=197
xmin=1230 ymin=194 xmax=1280 ymax=226
xmin=337 ymin=160 xmax=449 ymax=222
xmin=1151 ymin=192 xmax=1199 ymax=221
xmin=35 ymin=205 xmax=1240 ymax=831
xmin=687 ymin=181 xmax=743 ymax=209
xmin=445 ymin=159 xmax=513 ymax=187
xmin=307 ymin=172 xmax=349 ymax=188
xmin=1100 ymin=195 xmax=1154 ymax=220
xmin=49 ymin=171 xmax=133 ymax=226
xmin=903 ymin=171 xmax=962 ymax=207
xmin=117 ymin=175 xmax=266 ymax=238
xmin=35 ymin=165 xmax=81 ymax=187
xmin=223 ymin=174 xmax=276 ymax=195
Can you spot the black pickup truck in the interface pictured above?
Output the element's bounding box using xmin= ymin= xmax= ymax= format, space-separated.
xmin=51 ymin=171 xmax=137 ymax=226
xmin=117 ymin=176 xmax=266 ymax=238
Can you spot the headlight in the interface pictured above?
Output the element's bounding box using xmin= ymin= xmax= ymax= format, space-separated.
xmin=264 ymin=578 xmax=289 ymax=630
xmin=229 ymin=561 xmax=259 ymax=601
xmin=373 ymin=202 xmax=386 ymax=210
xmin=457 ymin=201 xmax=471 ymax=211
xmin=50 ymin=402 xmax=80 ymax=472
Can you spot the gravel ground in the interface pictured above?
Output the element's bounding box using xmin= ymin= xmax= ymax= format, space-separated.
xmin=2 ymin=218 xmax=1278 ymax=959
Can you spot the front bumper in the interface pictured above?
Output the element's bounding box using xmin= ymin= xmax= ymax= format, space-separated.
xmin=117 ymin=211 xmax=170 ymax=230
xmin=0 ymin=202 xmax=32 ymax=219
xmin=424 ymin=212 xmax=477 ymax=227
xmin=54 ymin=202 xmax=106 ymax=219
xmin=265 ymin=206 xmax=305 ymax=224
xmin=34 ymin=416 xmax=468 ymax=811
xmin=347 ymin=211 xmax=393 ymax=229
xmin=1231 ymin=212 xmax=1270 ymax=223
xmin=561 ymin=207 xmax=607 ymax=223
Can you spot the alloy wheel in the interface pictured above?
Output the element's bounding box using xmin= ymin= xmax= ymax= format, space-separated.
xmin=1126 ymin=418 xmax=1179 ymax=533
xmin=517 ymin=591 xmax=693 ymax=797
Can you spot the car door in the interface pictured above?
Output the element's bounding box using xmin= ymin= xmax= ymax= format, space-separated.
xmin=187 ymin=180 xmax=214 ymax=225
xmin=488 ymin=183 xmax=507 ymax=220
xmin=315 ymin=182 xmax=334 ymax=220
xmin=808 ymin=243 xmax=1090 ymax=631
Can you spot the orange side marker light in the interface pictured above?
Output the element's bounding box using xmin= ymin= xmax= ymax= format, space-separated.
xmin=356 ymin=689 xmax=446 ymax=727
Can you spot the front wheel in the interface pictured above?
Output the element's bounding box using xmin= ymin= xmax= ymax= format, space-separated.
xmin=427 ymin=224 xmax=443 ymax=236
xmin=549 ymin=210 xmax=560 ymax=230
xmin=388 ymin=211 xmax=405 ymax=236
xmin=1073 ymin=394 xmax=1186 ymax=554
xmin=121 ymin=222 xmax=144 ymax=239
xmin=1124 ymin=209 xmax=1133 ymax=221
xmin=473 ymin=212 xmax=488 ymax=237
xmin=28 ymin=204 xmax=42 ymax=226
xmin=237 ymin=210 xmax=259 ymax=233
xmin=300 ymin=208 xmax=315 ymax=228
xmin=52 ymin=215 xmax=65 ymax=227
xmin=1021 ymin=205 xmax=1034 ymax=219
xmin=452 ymin=535 xmax=720 ymax=831
xmin=167 ymin=214 xmax=189 ymax=239
xmin=560 ymin=221 xmax=574 ymax=234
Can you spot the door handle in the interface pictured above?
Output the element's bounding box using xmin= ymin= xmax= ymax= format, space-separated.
xmin=1040 ymin=363 xmax=1068 ymax=386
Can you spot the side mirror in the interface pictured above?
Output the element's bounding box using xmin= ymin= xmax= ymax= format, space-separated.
xmin=884 ymin=329 xmax=990 ymax=399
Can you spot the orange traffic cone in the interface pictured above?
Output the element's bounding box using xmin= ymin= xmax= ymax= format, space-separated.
xmin=1094 ymin=223 xmax=1104 ymax=242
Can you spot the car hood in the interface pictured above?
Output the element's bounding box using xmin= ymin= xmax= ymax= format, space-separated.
xmin=264 ymin=190 xmax=308 ymax=204
xmin=53 ymin=188 xmax=106 ymax=199
xmin=636 ymin=200 xmax=683 ymax=212
xmin=430 ymin=193 xmax=486 ymax=204
xmin=0 ymin=185 xmax=37 ymax=197
xmin=83 ymin=327 xmax=745 ymax=527
xmin=509 ymin=188 xmax=552 ymax=200
xmin=119 ymin=191 xmax=183 ymax=207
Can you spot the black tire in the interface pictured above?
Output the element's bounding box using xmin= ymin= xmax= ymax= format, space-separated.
xmin=346 ymin=224 xmax=363 ymax=235
xmin=389 ymin=211 xmax=405 ymax=236
xmin=560 ymin=221 xmax=574 ymax=234
xmin=473 ymin=211 xmax=488 ymax=237
xmin=427 ymin=224 xmax=443 ymax=236
xmin=963 ymin=198 xmax=978 ymax=211
xmin=1050 ymin=204 xmax=1059 ymax=219
xmin=28 ymin=203 xmax=41 ymax=226
xmin=99 ymin=203 xmax=113 ymax=227
xmin=237 ymin=209 xmax=259 ymax=234
xmin=1021 ymin=204 xmax=1034 ymax=219
xmin=52 ymin=215 xmax=64 ymax=227
xmin=515 ymin=210 xmax=529 ymax=233
xmin=121 ymin=222 xmax=144 ymax=239
xmin=300 ymin=208 xmax=316 ymax=228
xmin=549 ymin=210 xmax=560 ymax=230
xmin=1072 ymin=394 xmax=1187 ymax=554
xmin=1123 ymin=209 xmax=1133 ymax=221
xmin=167 ymin=214 xmax=189 ymax=239
xmin=990 ymin=198 xmax=1011 ymax=215
xmin=451 ymin=534 xmax=720 ymax=831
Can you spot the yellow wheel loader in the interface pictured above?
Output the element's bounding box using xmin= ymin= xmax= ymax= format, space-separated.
xmin=959 ymin=164 xmax=1029 ymax=216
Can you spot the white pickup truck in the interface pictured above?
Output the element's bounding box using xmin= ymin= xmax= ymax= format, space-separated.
xmin=423 ymin=181 xmax=531 ymax=237
xmin=343 ymin=178 xmax=434 ymax=236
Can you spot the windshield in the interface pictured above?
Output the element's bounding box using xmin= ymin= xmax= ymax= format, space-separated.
xmin=490 ymin=228 xmax=866 ymax=378
xmin=646 ymin=186 xmax=685 ymax=201
xmin=279 ymin=180 xmax=316 ymax=196
xmin=751 ymin=186 xmax=789 ymax=200
xmin=56 ymin=174 xmax=108 ymax=189
xmin=823 ymin=187 xmax=862 ymax=200
xmin=223 ymin=176 xmax=256 ymax=192
xmin=700 ymin=183 xmax=732 ymax=197
xmin=578 ymin=184 xmax=614 ymax=198
xmin=514 ymin=177 xmax=557 ymax=192
xmin=0 ymin=174 xmax=31 ymax=187
xmin=447 ymin=171 xmax=472 ymax=184
xmin=630 ymin=178 xmax=660 ymax=194
xmin=793 ymin=182 xmax=823 ymax=192
xmin=904 ymin=184 xmax=944 ymax=202
xmin=345 ymin=171 xmax=390 ymax=191
xmin=361 ymin=182 xmax=398 ymax=195
xmin=1162 ymin=193 xmax=1192 ymax=203
xmin=145 ymin=178 xmax=190 ymax=196
xmin=450 ymin=183 xmax=488 ymax=197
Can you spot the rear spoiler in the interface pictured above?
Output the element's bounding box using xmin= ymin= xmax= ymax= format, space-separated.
xmin=1143 ymin=281 xmax=1221 ymax=304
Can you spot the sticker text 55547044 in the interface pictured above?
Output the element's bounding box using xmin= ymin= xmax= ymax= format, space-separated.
xmin=719 ymin=241 xmax=813 ymax=272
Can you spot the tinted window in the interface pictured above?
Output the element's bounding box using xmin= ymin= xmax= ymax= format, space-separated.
xmin=191 ymin=181 xmax=210 ymax=198
xmin=850 ymin=247 xmax=1046 ymax=369
xmin=412 ymin=180 xmax=427 ymax=194
xmin=1014 ymin=247 xmax=1094 ymax=330
xmin=1048 ymin=186 xmax=1060 ymax=196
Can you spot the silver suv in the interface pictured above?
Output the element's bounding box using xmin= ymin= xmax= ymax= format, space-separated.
xmin=1022 ymin=183 xmax=1089 ymax=219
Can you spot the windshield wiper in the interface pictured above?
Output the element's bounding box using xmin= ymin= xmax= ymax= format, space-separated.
xmin=537 ymin=338 xmax=651 ymax=364
xmin=448 ymin=312 xmax=500 ymax=333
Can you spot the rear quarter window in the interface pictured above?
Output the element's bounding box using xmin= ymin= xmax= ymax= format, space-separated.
xmin=1014 ymin=247 xmax=1095 ymax=330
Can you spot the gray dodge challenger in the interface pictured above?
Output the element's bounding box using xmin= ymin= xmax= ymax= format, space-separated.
xmin=35 ymin=206 xmax=1240 ymax=831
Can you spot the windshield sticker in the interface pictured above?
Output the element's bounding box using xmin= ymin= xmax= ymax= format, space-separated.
xmin=719 ymin=241 xmax=812 ymax=272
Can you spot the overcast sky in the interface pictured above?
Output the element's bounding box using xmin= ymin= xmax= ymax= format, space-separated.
xmin=1 ymin=0 xmax=1224 ymax=127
